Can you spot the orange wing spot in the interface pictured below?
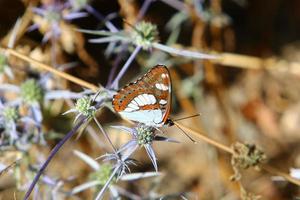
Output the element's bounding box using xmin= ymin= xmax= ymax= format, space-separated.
xmin=140 ymin=104 xmax=160 ymax=110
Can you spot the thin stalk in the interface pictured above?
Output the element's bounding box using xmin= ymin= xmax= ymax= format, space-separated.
xmin=110 ymin=45 xmax=142 ymax=89
xmin=106 ymin=0 xmax=151 ymax=87
xmin=174 ymin=121 xmax=233 ymax=154
xmin=106 ymin=46 xmax=127 ymax=87
xmin=23 ymin=118 xmax=86 ymax=200
xmin=136 ymin=0 xmax=153 ymax=22
xmin=95 ymin=165 xmax=121 ymax=200
xmin=0 ymin=48 xmax=99 ymax=92
xmin=93 ymin=117 xmax=117 ymax=153
xmin=174 ymin=121 xmax=300 ymax=187
xmin=85 ymin=5 xmax=118 ymax=32
xmin=263 ymin=165 xmax=300 ymax=186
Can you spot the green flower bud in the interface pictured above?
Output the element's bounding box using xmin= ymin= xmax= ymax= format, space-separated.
xmin=21 ymin=79 xmax=44 ymax=104
xmin=131 ymin=21 xmax=159 ymax=50
xmin=75 ymin=96 xmax=95 ymax=117
xmin=90 ymin=163 xmax=115 ymax=186
xmin=3 ymin=107 xmax=19 ymax=122
xmin=136 ymin=125 xmax=155 ymax=145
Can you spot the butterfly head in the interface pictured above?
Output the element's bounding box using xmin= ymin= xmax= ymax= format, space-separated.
xmin=164 ymin=118 xmax=174 ymax=127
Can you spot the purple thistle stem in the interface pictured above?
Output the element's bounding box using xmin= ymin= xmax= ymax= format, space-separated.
xmin=106 ymin=0 xmax=152 ymax=88
xmin=23 ymin=117 xmax=86 ymax=200
xmin=93 ymin=117 xmax=117 ymax=153
xmin=136 ymin=0 xmax=153 ymax=22
xmin=106 ymin=47 xmax=127 ymax=87
xmin=85 ymin=5 xmax=118 ymax=32
xmin=95 ymin=164 xmax=121 ymax=200
xmin=110 ymin=45 xmax=142 ymax=90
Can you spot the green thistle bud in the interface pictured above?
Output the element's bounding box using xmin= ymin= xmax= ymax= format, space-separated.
xmin=131 ymin=21 xmax=159 ymax=50
xmin=21 ymin=79 xmax=44 ymax=104
xmin=90 ymin=163 xmax=115 ymax=186
xmin=3 ymin=107 xmax=19 ymax=122
xmin=75 ymin=96 xmax=95 ymax=117
xmin=136 ymin=125 xmax=155 ymax=145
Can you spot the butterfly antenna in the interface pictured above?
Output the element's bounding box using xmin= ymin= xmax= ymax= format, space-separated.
xmin=173 ymin=114 xmax=201 ymax=122
xmin=174 ymin=123 xmax=197 ymax=144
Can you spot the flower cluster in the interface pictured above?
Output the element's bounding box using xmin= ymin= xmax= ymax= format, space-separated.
xmin=131 ymin=21 xmax=159 ymax=50
xmin=21 ymin=79 xmax=44 ymax=105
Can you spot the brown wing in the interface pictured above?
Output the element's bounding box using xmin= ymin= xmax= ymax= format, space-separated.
xmin=112 ymin=65 xmax=172 ymax=124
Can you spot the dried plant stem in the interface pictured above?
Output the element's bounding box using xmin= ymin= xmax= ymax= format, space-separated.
xmin=174 ymin=121 xmax=233 ymax=154
xmin=213 ymin=52 xmax=300 ymax=74
xmin=174 ymin=121 xmax=300 ymax=187
xmin=110 ymin=45 xmax=142 ymax=89
xmin=0 ymin=48 xmax=99 ymax=92
xmin=24 ymin=118 xmax=87 ymax=200
xmin=263 ymin=165 xmax=300 ymax=186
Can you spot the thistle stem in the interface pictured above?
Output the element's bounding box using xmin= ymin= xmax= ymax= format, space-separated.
xmin=174 ymin=121 xmax=300 ymax=186
xmin=136 ymin=0 xmax=153 ymax=22
xmin=93 ymin=117 xmax=117 ymax=153
xmin=110 ymin=45 xmax=142 ymax=90
xmin=0 ymin=48 xmax=99 ymax=92
xmin=174 ymin=121 xmax=233 ymax=154
xmin=95 ymin=165 xmax=121 ymax=200
xmin=23 ymin=118 xmax=86 ymax=200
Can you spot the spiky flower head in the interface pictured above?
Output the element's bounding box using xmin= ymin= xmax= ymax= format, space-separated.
xmin=75 ymin=96 xmax=95 ymax=117
xmin=90 ymin=163 xmax=116 ymax=186
xmin=136 ymin=125 xmax=155 ymax=145
xmin=131 ymin=21 xmax=159 ymax=50
xmin=21 ymin=79 xmax=44 ymax=104
xmin=230 ymin=142 xmax=266 ymax=181
xmin=3 ymin=106 xmax=19 ymax=122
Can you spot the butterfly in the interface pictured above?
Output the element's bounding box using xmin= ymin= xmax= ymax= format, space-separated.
xmin=112 ymin=65 xmax=173 ymax=127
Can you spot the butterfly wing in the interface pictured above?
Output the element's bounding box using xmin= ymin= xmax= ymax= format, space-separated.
xmin=112 ymin=65 xmax=171 ymax=127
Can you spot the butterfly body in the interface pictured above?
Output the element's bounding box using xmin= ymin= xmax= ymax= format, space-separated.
xmin=112 ymin=65 xmax=172 ymax=127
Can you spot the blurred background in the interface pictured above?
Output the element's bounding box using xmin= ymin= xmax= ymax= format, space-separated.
xmin=1 ymin=0 xmax=300 ymax=199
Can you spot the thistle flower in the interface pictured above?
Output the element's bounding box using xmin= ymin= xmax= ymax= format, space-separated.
xmin=113 ymin=124 xmax=178 ymax=172
xmin=78 ymin=20 xmax=217 ymax=88
xmin=63 ymin=96 xmax=96 ymax=122
xmin=20 ymin=79 xmax=44 ymax=105
xmin=0 ymin=98 xmax=45 ymax=149
xmin=13 ymin=156 xmax=71 ymax=199
xmin=30 ymin=1 xmax=87 ymax=42
xmin=79 ymin=20 xmax=217 ymax=59
xmin=131 ymin=21 xmax=159 ymax=50
xmin=90 ymin=163 xmax=116 ymax=186
xmin=71 ymin=150 xmax=161 ymax=199
xmin=0 ymin=102 xmax=19 ymax=143
xmin=75 ymin=96 xmax=96 ymax=116
xmin=0 ymin=80 xmax=92 ymax=149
